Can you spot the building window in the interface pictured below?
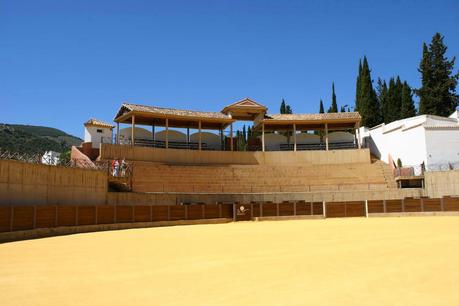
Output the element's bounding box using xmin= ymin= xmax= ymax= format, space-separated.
xmin=97 ymin=129 xmax=103 ymax=133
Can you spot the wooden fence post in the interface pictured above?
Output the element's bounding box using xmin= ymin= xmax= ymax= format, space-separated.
xmin=365 ymin=200 xmax=368 ymax=218
xmin=322 ymin=201 xmax=326 ymax=218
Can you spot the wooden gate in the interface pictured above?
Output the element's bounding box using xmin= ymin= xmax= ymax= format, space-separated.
xmin=235 ymin=203 xmax=252 ymax=221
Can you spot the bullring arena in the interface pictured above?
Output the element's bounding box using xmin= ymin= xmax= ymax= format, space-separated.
xmin=2 ymin=100 xmax=459 ymax=305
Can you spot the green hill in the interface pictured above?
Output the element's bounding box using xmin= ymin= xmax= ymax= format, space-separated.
xmin=0 ymin=124 xmax=82 ymax=155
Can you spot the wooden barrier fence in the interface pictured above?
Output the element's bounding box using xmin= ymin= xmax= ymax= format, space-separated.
xmin=1 ymin=196 xmax=459 ymax=234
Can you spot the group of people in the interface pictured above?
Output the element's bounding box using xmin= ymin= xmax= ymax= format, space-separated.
xmin=111 ymin=158 xmax=128 ymax=177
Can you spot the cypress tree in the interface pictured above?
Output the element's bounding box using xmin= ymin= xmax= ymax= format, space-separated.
xmin=355 ymin=56 xmax=380 ymax=127
xmin=340 ymin=106 xmax=346 ymax=112
xmin=401 ymin=81 xmax=416 ymax=118
xmin=418 ymin=33 xmax=459 ymax=116
xmin=280 ymin=99 xmax=286 ymax=114
xmin=330 ymin=82 xmax=338 ymax=112
xmin=377 ymin=78 xmax=388 ymax=123
xmin=355 ymin=60 xmax=362 ymax=113
xmin=319 ymin=99 xmax=324 ymax=113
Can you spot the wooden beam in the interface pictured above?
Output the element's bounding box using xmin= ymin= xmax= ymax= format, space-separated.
xmin=293 ymin=123 xmax=297 ymax=152
xmin=262 ymin=122 xmax=265 ymax=152
xmin=116 ymin=122 xmax=120 ymax=144
xmin=230 ymin=123 xmax=233 ymax=151
xmin=131 ymin=115 xmax=135 ymax=146
xmin=165 ymin=118 xmax=169 ymax=149
xmin=198 ymin=120 xmax=202 ymax=151
xmin=325 ymin=123 xmax=329 ymax=151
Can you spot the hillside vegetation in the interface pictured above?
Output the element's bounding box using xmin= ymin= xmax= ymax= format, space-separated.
xmin=0 ymin=124 xmax=82 ymax=155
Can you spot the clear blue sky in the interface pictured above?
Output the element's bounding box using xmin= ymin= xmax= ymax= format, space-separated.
xmin=1 ymin=0 xmax=458 ymax=137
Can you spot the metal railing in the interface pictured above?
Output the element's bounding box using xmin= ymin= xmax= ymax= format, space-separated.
xmin=0 ymin=149 xmax=106 ymax=170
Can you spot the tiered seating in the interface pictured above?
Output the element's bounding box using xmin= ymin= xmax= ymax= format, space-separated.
xmin=132 ymin=161 xmax=397 ymax=193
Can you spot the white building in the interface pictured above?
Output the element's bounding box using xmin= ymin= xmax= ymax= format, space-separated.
xmin=359 ymin=111 xmax=459 ymax=171
xmin=84 ymin=118 xmax=115 ymax=148
xmin=42 ymin=151 xmax=61 ymax=165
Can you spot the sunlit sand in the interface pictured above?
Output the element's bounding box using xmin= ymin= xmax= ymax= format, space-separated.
xmin=1 ymin=217 xmax=459 ymax=306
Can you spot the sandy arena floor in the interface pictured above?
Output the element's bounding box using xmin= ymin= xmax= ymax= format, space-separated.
xmin=1 ymin=217 xmax=459 ymax=305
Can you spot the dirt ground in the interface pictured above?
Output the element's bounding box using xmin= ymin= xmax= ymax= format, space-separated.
xmin=1 ymin=217 xmax=459 ymax=306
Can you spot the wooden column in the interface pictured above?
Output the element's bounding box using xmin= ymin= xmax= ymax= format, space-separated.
xmin=230 ymin=123 xmax=233 ymax=151
xmin=152 ymin=125 xmax=155 ymax=141
xmin=187 ymin=127 xmax=190 ymax=148
xmin=325 ymin=123 xmax=329 ymax=151
xmin=262 ymin=122 xmax=265 ymax=152
xmin=293 ymin=123 xmax=297 ymax=152
xmin=356 ymin=126 xmax=361 ymax=149
xmin=116 ymin=122 xmax=120 ymax=144
xmin=220 ymin=129 xmax=223 ymax=151
xmin=165 ymin=118 xmax=169 ymax=149
xmin=131 ymin=115 xmax=135 ymax=146
xmin=198 ymin=120 xmax=202 ymax=151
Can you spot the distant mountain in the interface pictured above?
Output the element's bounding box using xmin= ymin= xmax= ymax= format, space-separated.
xmin=0 ymin=124 xmax=82 ymax=155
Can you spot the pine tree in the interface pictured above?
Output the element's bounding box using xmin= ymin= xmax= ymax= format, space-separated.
xmin=355 ymin=56 xmax=380 ymax=127
xmin=330 ymin=82 xmax=338 ymax=112
xmin=319 ymin=100 xmax=324 ymax=113
xmin=418 ymin=33 xmax=459 ymax=116
xmin=401 ymin=81 xmax=416 ymax=118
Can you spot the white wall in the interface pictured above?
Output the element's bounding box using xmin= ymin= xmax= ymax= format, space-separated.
xmin=190 ymin=132 xmax=221 ymax=150
xmin=155 ymin=130 xmax=187 ymax=142
xmin=359 ymin=114 xmax=459 ymax=168
xmin=425 ymin=128 xmax=459 ymax=168
xmin=119 ymin=127 xmax=153 ymax=143
xmin=85 ymin=126 xmax=113 ymax=148
xmin=258 ymin=133 xmax=287 ymax=151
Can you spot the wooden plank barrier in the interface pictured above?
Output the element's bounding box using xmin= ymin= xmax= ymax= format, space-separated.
xmin=57 ymin=206 xmax=77 ymax=227
xmin=312 ymin=202 xmax=323 ymax=215
xmin=2 ymin=198 xmax=459 ymax=235
xmin=295 ymin=201 xmax=311 ymax=215
xmin=279 ymin=202 xmax=295 ymax=216
xmin=78 ymin=206 xmax=96 ymax=226
xmin=385 ymin=200 xmax=403 ymax=213
xmin=403 ymin=198 xmax=422 ymax=212
xmin=0 ymin=206 xmax=11 ymax=232
xmin=423 ymin=198 xmax=441 ymax=211
xmin=368 ymin=200 xmax=384 ymax=213
xmin=97 ymin=205 xmax=115 ymax=224
xmin=345 ymin=201 xmax=366 ymax=217
xmin=36 ymin=205 xmax=56 ymax=228
xmin=444 ymin=197 xmax=459 ymax=211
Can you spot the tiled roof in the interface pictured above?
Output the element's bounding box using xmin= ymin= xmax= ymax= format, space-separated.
xmin=120 ymin=103 xmax=232 ymax=120
xmin=84 ymin=118 xmax=115 ymax=128
xmin=264 ymin=112 xmax=361 ymax=121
